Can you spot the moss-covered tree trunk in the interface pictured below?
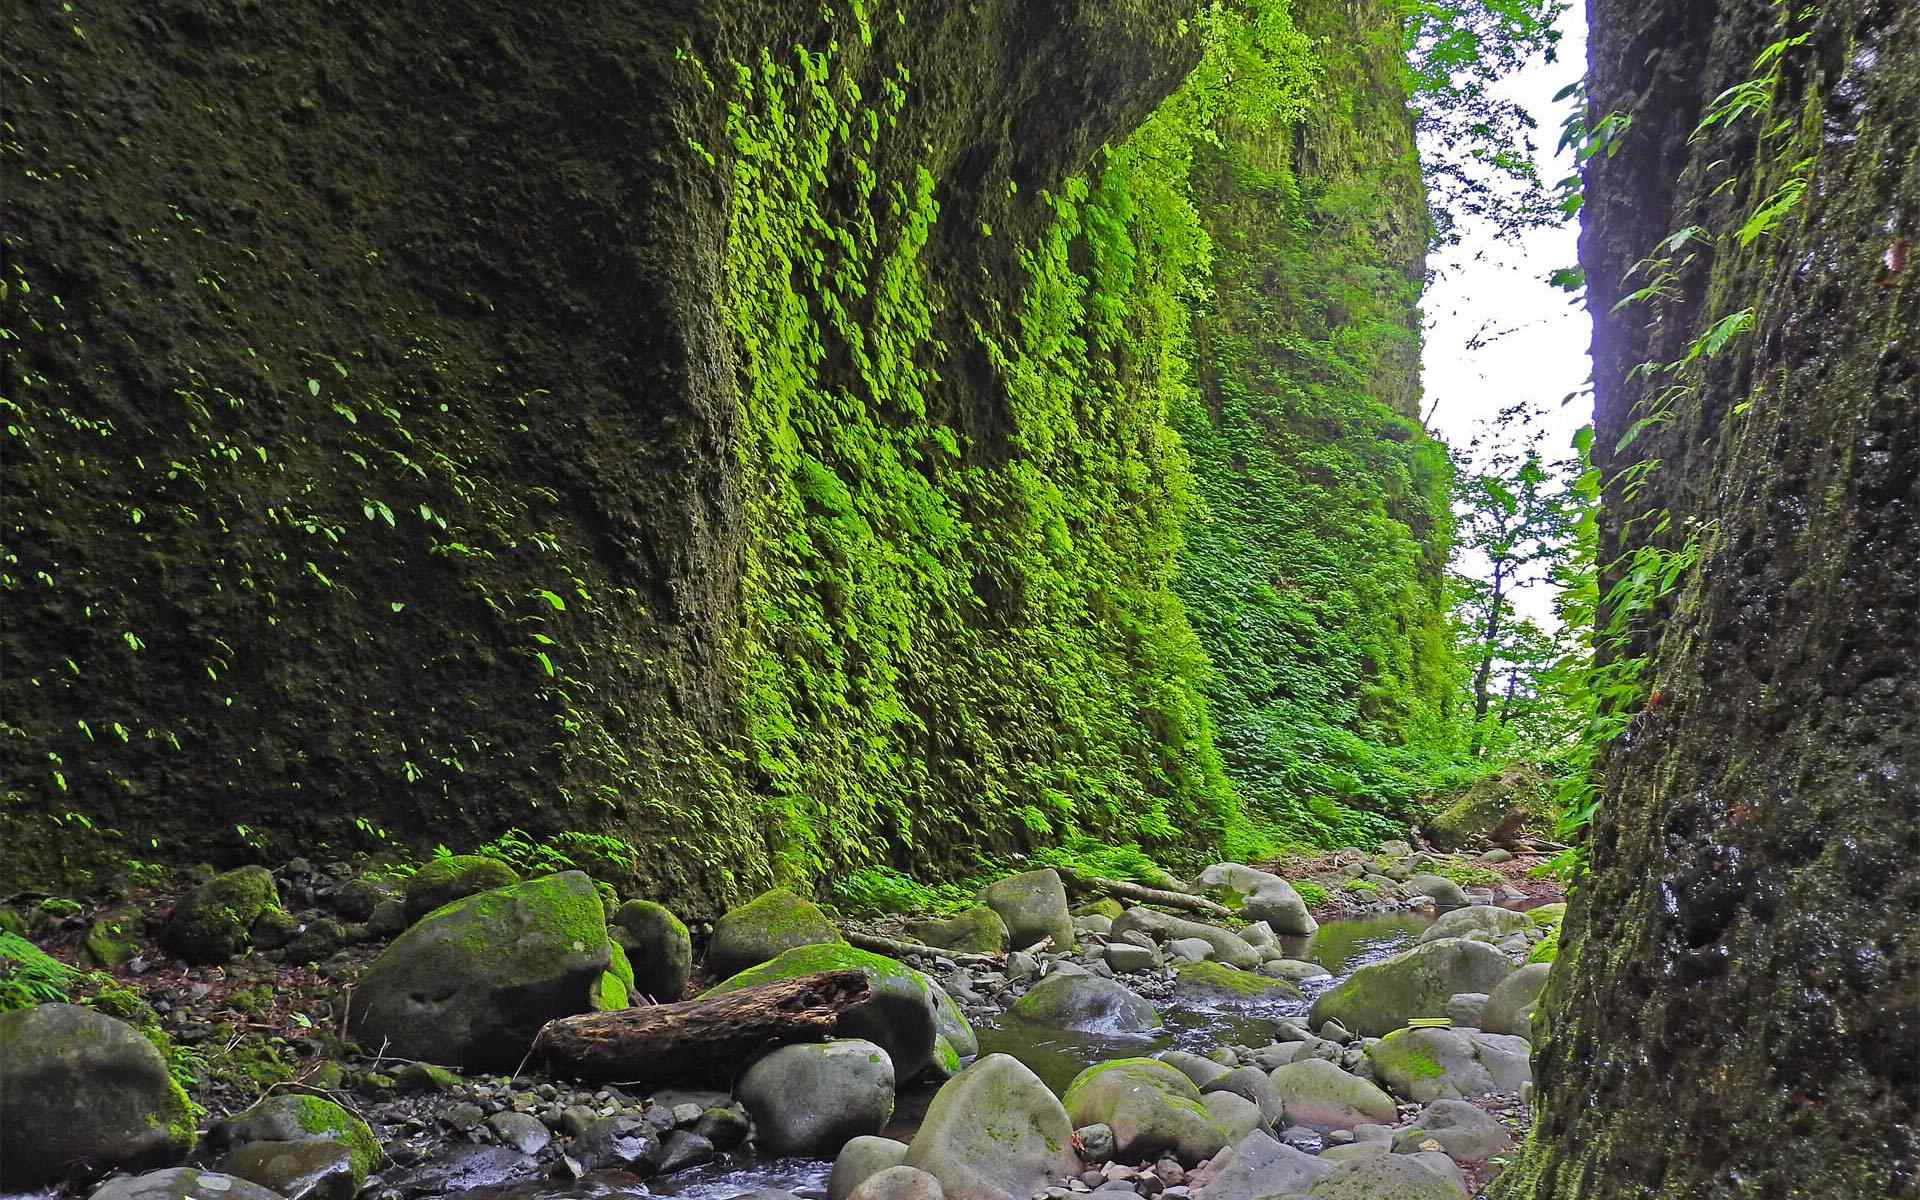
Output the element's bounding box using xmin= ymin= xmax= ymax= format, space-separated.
xmin=1501 ymin=0 xmax=1920 ymax=1194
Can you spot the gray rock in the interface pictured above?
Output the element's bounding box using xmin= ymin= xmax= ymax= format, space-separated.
xmin=1418 ymin=906 xmax=1529 ymax=945
xmin=1258 ymin=959 xmax=1330 ymax=984
xmin=904 ymin=1055 xmax=1080 ymax=1200
xmin=373 ymin=1144 xmax=538 ymax=1195
xmin=1237 ymin=921 xmax=1276 ymax=948
xmin=365 ymin=899 xmax=409 ymax=939
xmin=1307 ymin=938 xmax=1514 ymax=1037
xmin=1264 ymin=1059 xmax=1396 ymax=1131
xmin=1074 ymin=1124 xmax=1115 ymax=1163
xmin=572 ymin=1114 xmax=655 ymax=1170
xmin=1481 ymin=962 xmax=1551 ymax=1038
xmin=1193 ymin=865 xmax=1317 ymax=936
xmin=1479 ymin=849 xmax=1514 ymax=863
xmin=1390 ymin=1099 xmax=1513 ymax=1162
xmin=486 ymin=1111 xmax=552 ymax=1156
xmin=1316 ymin=1141 xmax=1389 ymax=1166
xmin=706 ymin=889 xmax=842 ymax=978
xmin=1007 ymin=974 xmax=1161 ymax=1034
xmin=1304 ymin=1154 xmax=1466 ymax=1198
xmin=1155 ymin=1051 xmax=1230 ymax=1088
xmin=1186 ymin=1132 xmax=1332 ymax=1200
xmin=207 ymin=1096 xmax=379 ymax=1187
xmin=1167 ymin=937 xmax=1215 ymax=962
xmin=1200 ymin=1092 xmax=1263 ymax=1141
xmin=851 ymin=1166 xmax=946 ymax=1200
xmin=739 ymin=1040 xmax=895 ymax=1156
xmin=1366 ymin=1028 xmax=1533 ymax=1103
xmin=612 ymin=900 xmax=694 ymax=1001
xmin=0 ymin=1005 xmax=196 ymax=1190
xmin=401 ymin=855 xmax=519 ymax=923
xmin=832 ymin=1136 xmax=911 ymax=1200
xmin=1062 ymin=1059 xmax=1228 ymax=1164
xmin=163 ymin=866 xmax=284 ymax=963
xmin=911 ymin=908 xmax=1011 ymax=955
xmin=1106 ymin=943 xmax=1160 ymax=973
xmin=1404 ymin=875 xmax=1469 ymax=908
xmin=1108 ymin=910 xmax=1261 ymax=969
xmin=652 ymin=1130 xmax=718 ymax=1173
xmin=1444 ymin=992 xmax=1489 ymax=1027
xmin=979 ymin=870 xmax=1075 ymax=952
xmin=1201 ymin=1068 xmax=1283 ymax=1127
xmin=223 ymin=1141 xmax=358 ymax=1200
xmin=90 ymin=1169 xmax=284 ymax=1200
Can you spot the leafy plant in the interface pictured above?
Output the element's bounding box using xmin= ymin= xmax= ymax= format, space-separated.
xmin=0 ymin=932 xmax=77 ymax=1011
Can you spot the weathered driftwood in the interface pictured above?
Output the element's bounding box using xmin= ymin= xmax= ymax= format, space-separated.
xmin=1054 ymin=868 xmax=1234 ymax=919
xmin=532 ymin=970 xmax=870 ymax=1083
xmin=844 ymin=928 xmax=1005 ymax=967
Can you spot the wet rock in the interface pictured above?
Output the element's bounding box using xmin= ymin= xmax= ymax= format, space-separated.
xmin=1403 ymin=875 xmax=1468 ymax=908
xmin=1108 ymin=910 xmax=1260 ymax=969
xmin=651 ymin=1130 xmax=717 ymax=1173
xmin=1172 ymin=961 xmax=1300 ymax=1007
xmin=739 ymin=1039 xmax=896 ymax=1156
xmin=1186 ymin=1131 xmax=1332 ymax=1200
xmin=1264 ymin=1059 xmax=1396 ymax=1130
xmin=1193 ymin=865 xmax=1317 ymax=936
xmin=1308 ymin=938 xmax=1513 ymax=1037
xmin=366 ymin=1144 xmax=538 ymax=1198
xmin=1200 ymin=1068 xmax=1282 ymax=1127
xmin=572 ymin=1114 xmax=654 ymax=1170
xmin=223 ymin=1140 xmax=358 ymax=1200
xmin=832 ymin=1135 xmax=911 ymax=1200
xmin=695 ymin=1106 xmax=751 ymax=1149
xmin=1007 ymin=974 xmax=1162 ymax=1034
xmin=904 ymin=1054 xmax=1080 ymax=1200
xmin=910 ymin=907 xmax=1011 ymax=955
xmin=349 ymin=871 xmax=611 ymax=1069
xmin=1418 ymin=906 xmax=1528 ymax=944
xmin=0 ymin=1005 xmax=196 ymax=1190
xmin=1480 ymin=961 xmax=1551 ymax=1037
xmin=402 ymin=856 xmax=520 ymax=923
xmin=1365 ymin=1027 xmax=1531 ymax=1103
xmin=979 ymin=870 xmax=1075 ymax=952
xmin=163 ymin=866 xmax=284 ymax=963
xmin=706 ymin=888 xmax=843 ymax=977
xmin=208 ymin=1095 xmax=380 ymax=1185
xmin=486 ymin=1111 xmax=551 ymax=1155
xmin=91 ymin=1169 xmax=285 ymax=1200
xmin=1304 ymin=1153 xmax=1466 ymax=1198
xmin=851 ymin=1166 xmax=946 ymax=1200
xmin=1062 ymin=1059 xmax=1228 ymax=1164
xmin=611 ymin=899 xmax=693 ymax=1001
xmin=1390 ymin=1099 xmax=1512 ymax=1162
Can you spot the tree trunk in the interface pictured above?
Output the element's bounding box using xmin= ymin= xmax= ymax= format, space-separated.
xmin=532 ymin=970 xmax=871 ymax=1084
xmin=1499 ymin=1 xmax=1920 ymax=1196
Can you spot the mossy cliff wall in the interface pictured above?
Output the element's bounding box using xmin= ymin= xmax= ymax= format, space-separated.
xmin=2 ymin=1 xmax=1441 ymax=903
xmin=1500 ymin=0 xmax=1919 ymax=1195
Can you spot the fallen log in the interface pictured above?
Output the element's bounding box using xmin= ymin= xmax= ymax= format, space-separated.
xmin=1054 ymin=868 xmax=1234 ymax=919
xmin=844 ymin=928 xmax=1005 ymax=967
xmin=532 ymin=970 xmax=870 ymax=1084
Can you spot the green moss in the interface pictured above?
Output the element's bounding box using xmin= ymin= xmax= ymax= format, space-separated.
xmin=1293 ymin=881 xmax=1328 ymax=907
xmin=1375 ymin=1029 xmax=1447 ymax=1079
xmin=285 ymin=1094 xmax=381 ymax=1179
xmin=591 ymin=969 xmax=630 ymax=1011
xmin=1527 ymin=929 xmax=1559 ymax=964
xmin=1175 ymin=959 xmax=1299 ymax=998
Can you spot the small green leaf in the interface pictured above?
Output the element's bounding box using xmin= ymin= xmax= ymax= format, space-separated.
xmin=307 ymin=378 xmax=321 ymax=397
xmin=537 ymin=589 xmax=566 ymax=612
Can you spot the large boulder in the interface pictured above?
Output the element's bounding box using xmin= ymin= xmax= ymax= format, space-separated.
xmin=1062 ymin=1059 xmax=1228 ymax=1165
xmin=1109 ymin=909 xmax=1261 ymax=969
xmin=1305 ymin=1154 xmax=1467 ymax=1199
xmin=1417 ymin=905 xmax=1529 ymax=944
xmin=1006 ymin=973 xmax=1161 ymax=1034
xmin=977 ymin=870 xmax=1074 ymax=951
xmin=222 ymin=1141 xmax=360 ymax=1200
xmin=904 ymin=1055 xmax=1080 ymax=1200
xmin=706 ymin=888 xmax=843 ymax=978
xmin=739 ymin=1040 xmax=895 ymax=1156
xmin=1187 ymin=1131 xmax=1334 ymax=1200
xmin=1365 ymin=1027 xmax=1532 ymax=1103
xmin=908 ymin=907 xmax=1010 ymax=955
xmin=1308 ymin=938 xmax=1513 ymax=1036
xmin=349 ymin=870 xmax=611 ymax=1069
xmin=1390 ymin=1099 xmax=1513 ymax=1162
xmin=401 ymin=855 xmax=520 ymax=922
xmin=611 ymin=899 xmax=693 ymax=1001
xmin=703 ymin=943 xmax=971 ymax=1080
xmin=1194 ymin=864 xmax=1317 ymax=935
xmin=1172 ymin=961 xmax=1301 ymax=1007
xmin=1480 ymin=962 xmax=1551 ymax=1037
xmin=1404 ymin=874 xmax=1469 ymax=907
xmin=206 ymin=1095 xmax=381 ymax=1186
xmin=1264 ymin=1058 xmax=1397 ymax=1130
xmin=89 ymin=1169 xmax=285 ymax=1200
xmin=162 ymin=865 xmax=284 ymax=963
xmin=1422 ymin=765 xmax=1546 ymax=850
xmin=0 ymin=1005 xmax=195 ymax=1189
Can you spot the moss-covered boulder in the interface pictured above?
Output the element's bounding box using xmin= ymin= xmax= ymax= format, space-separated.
xmin=904 ymin=1054 xmax=1079 ymax=1200
xmin=1062 ymin=1059 xmax=1228 ymax=1164
xmin=349 ymin=870 xmax=611 ymax=1069
xmin=0 ymin=1004 xmax=196 ymax=1189
xmin=978 ymin=869 xmax=1074 ymax=952
xmin=222 ymin=1140 xmax=359 ymax=1200
xmin=1264 ymin=1058 xmax=1396 ymax=1131
xmin=1417 ymin=905 xmax=1528 ymax=944
xmin=1072 ymin=898 xmax=1125 ymax=922
xmin=1194 ymin=863 xmax=1317 ymax=936
xmin=402 ymin=855 xmax=520 ymax=922
xmin=908 ymin=906 xmax=1010 ymax=955
xmin=591 ymin=941 xmax=633 ymax=1011
xmin=207 ymin=1094 xmax=381 ymax=1186
xmin=832 ymin=1135 xmax=911 ymax=1200
xmin=1185 ymin=1130 xmax=1333 ymax=1199
xmin=1478 ymin=961 xmax=1550 ymax=1038
xmin=1308 ymin=938 xmax=1512 ymax=1037
xmin=739 ymin=1039 xmax=896 ymax=1156
xmin=1006 ymin=973 xmax=1161 ymax=1034
xmin=706 ymin=887 xmax=843 ymax=978
xmin=84 ymin=905 xmax=144 ymax=969
xmin=1364 ymin=1027 xmax=1531 ymax=1104
xmin=161 ymin=866 xmax=283 ymax=963
xmin=1172 ymin=961 xmax=1301 ymax=1007
xmin=703 ymin=943 xmax=973 ymax=1080
xmin=611 ymin=899 xmax=692 ymax=1001
xmin=1421 ymin=766 xmax=1547 ymax=850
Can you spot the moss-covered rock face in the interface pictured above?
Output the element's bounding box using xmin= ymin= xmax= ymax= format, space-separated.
xmin=706 ymin=888 xmax=844 ymax=978
xmin=207 ymin=1094 xmax=381 ymax=1184
xmin=1006 ymin=973 xmax=1163 ymax=1034
xmin=1307 ymin=937 xmax=1513 ymax=1037
xmin=402 ymin=857 xmax=521 ymax=923
xmin=1171 ymin=960 xmax=1301 ymax=1006
xmin=0 ymin=1004 xmax=197 ymax=1189
xmin=1062 ymin=1058 xmax=1227 ymax=1165
xmin=1422 ymin=765 xmax=1547 ymax=850
xmin=611 ymin=899 xmax=693 ymax=1002
xmin=161 ymin=866 xmax=282 ymax=964
xmin=702 ymin=942 xmax=969 ymax=1081
xmin=348 ymin=870 xmax=610 ymax=1069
